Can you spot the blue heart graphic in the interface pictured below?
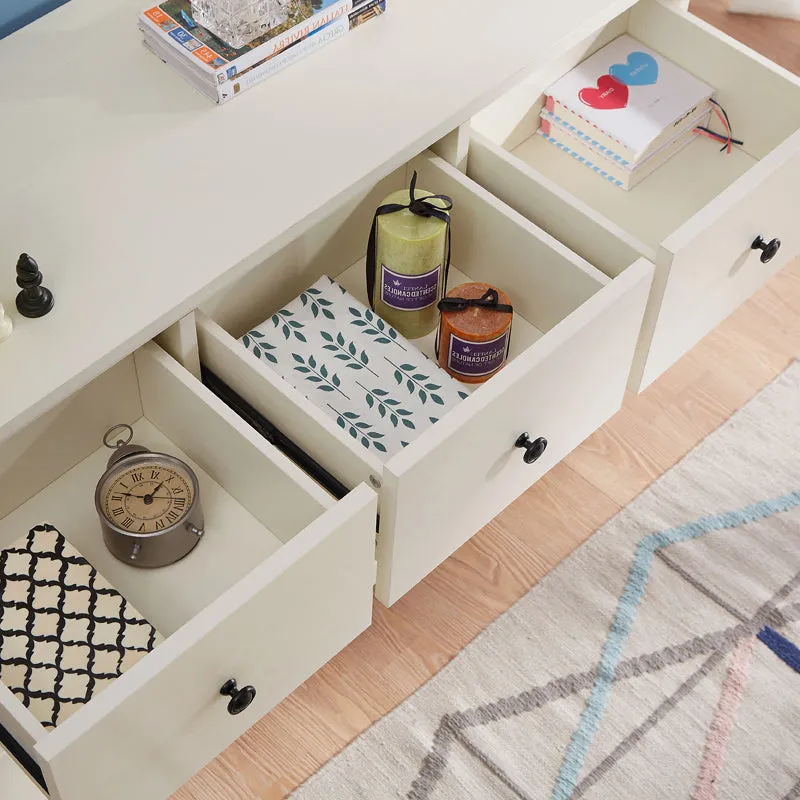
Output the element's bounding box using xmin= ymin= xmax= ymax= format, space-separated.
xmin=609 ymin=51 xmax=658 ymax=86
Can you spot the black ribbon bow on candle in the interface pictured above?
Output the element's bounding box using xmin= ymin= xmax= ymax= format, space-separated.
xmin=366 ymin=171 xmax=454 ymax=310
xmin=437 ymin=288 xmax=513 ymax=314
xmin=434 ymin=288 xmax=514 ymax=359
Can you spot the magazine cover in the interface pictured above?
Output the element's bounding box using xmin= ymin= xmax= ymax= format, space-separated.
xmin=142 ymin=0 xmax=363 ymax=77
xmin=141 ymin=0 xmax=385 ymax=102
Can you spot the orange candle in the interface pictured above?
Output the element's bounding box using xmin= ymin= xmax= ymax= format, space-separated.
xmin=437 ymin=282 xmax=513 ymax=384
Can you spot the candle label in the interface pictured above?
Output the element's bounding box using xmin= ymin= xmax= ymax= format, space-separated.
xmin=380 ymin=264 xmax=441 ymax=311
xmin=448 ymin=331 xmax=509 ymax=378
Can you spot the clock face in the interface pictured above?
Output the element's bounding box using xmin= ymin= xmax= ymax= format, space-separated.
xmin=101 ymin=460 xmax=195 ymax=535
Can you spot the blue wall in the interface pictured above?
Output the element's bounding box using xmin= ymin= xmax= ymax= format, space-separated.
xmin=0 ymin=0 xmax=70 ymax=39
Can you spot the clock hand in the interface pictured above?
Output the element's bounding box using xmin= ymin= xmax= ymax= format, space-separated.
xmin=138 ymin=481 xmax=167 ymax=504
xmin=149 ymin=481 xmax=166 ymax=497
xmin=118 ymin=490 xmax=171 ymax=499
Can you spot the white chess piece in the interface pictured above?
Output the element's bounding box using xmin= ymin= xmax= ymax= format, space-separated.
xmin=0 ymin=302 xmax=13 ymax=343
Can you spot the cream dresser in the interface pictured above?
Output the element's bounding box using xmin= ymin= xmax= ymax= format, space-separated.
xmin=1 ymin=0 xmax=797 ymax=797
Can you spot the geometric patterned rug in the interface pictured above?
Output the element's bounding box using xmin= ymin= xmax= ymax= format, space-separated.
xmin=291 ymin=361 xmax=800 ymax=800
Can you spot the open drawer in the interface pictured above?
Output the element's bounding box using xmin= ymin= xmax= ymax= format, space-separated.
xmin=467 ymin=0 xmax=800 ymax=392
xmin=0 ymin=342 xmax=377 ymax=800
xmin=195 ymin=151 xmax=653 ymax=606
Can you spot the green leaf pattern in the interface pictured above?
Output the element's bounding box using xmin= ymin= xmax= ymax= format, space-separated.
xmin=239 ymin=276 xmax=469 ymax=461
xmin=300 ymin=286 xmax=336 ymax=321
xmin=348 ymin=307 xmax=406 ymax=350
xmin=270 ymin=309 xmax=307 ymax=342
xmin=385 ymin=359 xmax=447 ymax=406
xmin=242 ymin=330 xmax=278 ymax=364
xmin=327 ymin=406 xmax=387 ymax=453
xmin=291 ymin=353 xmax=347 ymax=397
xmin=320 ymin=331 xmax=379 ymax=377
xmin=356 ymin=381 xmax=415 ymax=430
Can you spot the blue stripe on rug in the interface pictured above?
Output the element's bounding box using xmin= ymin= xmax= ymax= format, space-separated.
xmin=551 ymin=490 xmax=800 ymax=800
xmin=757 ymin=627 xmax=800 ymax=674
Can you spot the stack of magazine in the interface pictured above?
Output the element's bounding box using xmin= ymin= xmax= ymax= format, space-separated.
xmin=139 ymin=0 xmax=386 ymax=103
xmin=538 ymin=35 xmax=717 ymax=190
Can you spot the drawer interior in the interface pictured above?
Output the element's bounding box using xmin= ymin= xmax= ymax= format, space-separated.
xmin=0 ymin=342 xmax=336 ymax=746
xmin=197 ymin=151 xmax=611 ymax=487
xmin=469 ymin=0 xmax=800 ymax=259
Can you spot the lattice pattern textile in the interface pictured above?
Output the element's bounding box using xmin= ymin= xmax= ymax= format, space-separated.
xmin=0 ymin=524 xmax=163 ymax=728
xmin=240 ymin=276 xmax=469 ymax=460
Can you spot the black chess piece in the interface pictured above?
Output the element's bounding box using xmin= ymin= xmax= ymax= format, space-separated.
xmin=16 ymin=254 xmax=54 ymax=318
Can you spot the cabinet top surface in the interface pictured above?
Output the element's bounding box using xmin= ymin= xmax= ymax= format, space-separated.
xmin=0 ymin=0 xmax=633 ymax=442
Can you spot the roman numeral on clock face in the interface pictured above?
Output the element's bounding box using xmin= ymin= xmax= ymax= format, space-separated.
xmin=166 ymin=510 xmax=179 ymax=523
xmin=155 ymin=519 xmax=165 ymax=530
xmin=112 ymin=507 xmax=124 ymax=517
xmin=173 ymin=496 xmax=186 ymax=510
xmin=151 ymin=470 xmax=161 ymax=480
xmin=121 ymin=517 xmax=134 ymax=529
xmin=130 ymin=472 xmax=144 ymax=483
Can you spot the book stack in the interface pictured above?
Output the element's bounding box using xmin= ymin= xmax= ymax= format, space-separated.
xmin=139 ymin=0 xmax=386 ymax=103
xmin=539 ymin=35 xmax=716 ymax=190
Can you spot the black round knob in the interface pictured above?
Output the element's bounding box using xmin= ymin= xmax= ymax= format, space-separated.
xmin=751 ymin=235 xmax=781 ymax=264
xmin=515 ymin=433 xmax=548 ymax=465
xmin=220 ymin=679 xmax=257 ymax=716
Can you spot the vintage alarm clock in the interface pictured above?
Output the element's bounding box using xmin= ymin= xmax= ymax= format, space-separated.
xmin=94 ymin=424 xmax=205 ymax=568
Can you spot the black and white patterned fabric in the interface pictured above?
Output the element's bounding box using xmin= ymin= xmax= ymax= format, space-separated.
xmin=0 ymin=524 xmax=163 ymax=728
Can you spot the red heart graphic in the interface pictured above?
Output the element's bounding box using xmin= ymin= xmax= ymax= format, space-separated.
xmin=578 ymin=75 xmax=629 ymax=110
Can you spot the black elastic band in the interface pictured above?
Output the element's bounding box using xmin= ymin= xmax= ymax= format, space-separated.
xmin=434 ymin=289 xmax=514 ymax=361
xmin=366 ymin=171 xmax=453 ymax=309
xmin=437 ymin=288 xmax=513 ymax=315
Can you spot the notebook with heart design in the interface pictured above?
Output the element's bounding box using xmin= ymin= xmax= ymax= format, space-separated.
xmin=544 ymin=34 xmax=714 ymax=163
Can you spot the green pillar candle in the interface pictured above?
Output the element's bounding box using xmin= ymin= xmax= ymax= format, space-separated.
xmin=372 ymin=188 xmax=449 ymax=339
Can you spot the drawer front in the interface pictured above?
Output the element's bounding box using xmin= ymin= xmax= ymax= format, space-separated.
xmin=376 ymin=261 xmax=652 ymax=605
xmin=33 ymin=486 xmax=377 ymax=800
xmin=632 ymin=131 xmax=800 ymax=390
xmin=0 ymin=682 xmax=46 ymax=792
xmin=0 ymin=752 xmax=44 ymax=800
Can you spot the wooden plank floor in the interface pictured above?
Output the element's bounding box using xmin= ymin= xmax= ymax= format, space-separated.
xmin=173 ymin=8 xmax=800 ymax=798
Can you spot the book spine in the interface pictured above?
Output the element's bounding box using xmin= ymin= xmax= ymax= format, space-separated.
xmin=142 ymin=36 xmax=220 ymax=102
xmin=540 ymin=109 xmax=632 ymax=167
xmin=139 ymin=8 xmax=216 ymax=77
xmin=544 ymin=96 xmax=636 ymax=162
xmin=536 ymin=129 xmax=626 ymax=188
xmin=349 ymin=0 xmax=385 ymax=26
xmin=216 ymin=13 xmax=351 ymax=103
xmin=225 ymin=0 xmax=354 ymax=77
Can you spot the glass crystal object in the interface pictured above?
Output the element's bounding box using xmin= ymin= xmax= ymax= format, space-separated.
xmin=191 ymin=0 xmax=292 ymax=49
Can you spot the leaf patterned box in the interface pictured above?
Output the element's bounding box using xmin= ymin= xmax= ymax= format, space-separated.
xmin=240 ymin=276 xmax=469 ymax=459
xmin=0 ymin=524 xmax=163 ymax=729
